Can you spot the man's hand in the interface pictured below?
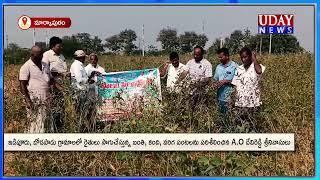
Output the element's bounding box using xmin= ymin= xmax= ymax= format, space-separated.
xmin=213 ymin=82 xmax=223 ymax=89
xmin=165 ymin=61 xmax=171 ymax=65
xmin=20 ymin=80 xmax=34 ymax=109
xmin=177 ymin=70 xmax=188 ymax=84
xmin=54 ymin=81 xmax=64 ymax=91
xmin=89 ymin=72 xmax=95 ymax=79
xmin=252 ymin=51 xmax=257 ymax=63
xmin=90 ymin=71 xmax=101 ymax=78
xmin=49 ymin=78 xmax=55 ymax=86
xmin=159 ymin=61 xmax=171 ymax=77
xmin=25 ymin=98 xmax=33 ymax=110
xmin=163 ymin=61 xmax=170 ymax=70
xmin=212 ymin=82 xmax=218 ymax=89
xmin=95 ymin=71 xmax=102 ymax=76
xmin=89 ymin=79 xmax=95 ymax=84
xmin=213 ymin=80 xmax=230 ymax=89
xmin=220 ymin=80 xmax=229 ymax=85
xmin=65 ymin=72 xmax=71 ymax=78
xmin=252 ymin=51 xmax=263 ymax=74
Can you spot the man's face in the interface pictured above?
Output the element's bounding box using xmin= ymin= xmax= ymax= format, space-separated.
xmin=218 ymin=52 xmax=229 ymax=65
xmin=240 ymin=51 xmax=252 ymax=66
xmin=194 ymin=48 xmax=203 ymax=62
xmin=31 ymin=47 xmax=43 ymax=62
xmin=90 ymin=56 xmax=98 ymax=66
xmin=52 ymin=43 xmax=63 ymax=55
xmin=170 ymin=57 xmax=179 ymax=68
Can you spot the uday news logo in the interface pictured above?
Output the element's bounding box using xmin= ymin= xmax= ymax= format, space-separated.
xmin=258 ymin=14 xmax=294 ymax=34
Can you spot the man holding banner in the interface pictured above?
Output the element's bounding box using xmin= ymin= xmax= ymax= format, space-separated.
xmin=85 ymin=53 xmax=106 ymax=97
xmin=70 ymin=50 xmax=99 ymax=132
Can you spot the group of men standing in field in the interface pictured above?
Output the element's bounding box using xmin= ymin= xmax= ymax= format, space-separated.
xmin=19 ymin=36 xmax=265 ymax=133
xmin=19 ymin=36 xmax=106 ymax=133
xmin=159 ymin=46 xmax=265 ymax=130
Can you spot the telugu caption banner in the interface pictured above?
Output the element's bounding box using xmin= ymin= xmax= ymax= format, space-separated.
xmin=4 ymin=133 xmax=295 ymax=151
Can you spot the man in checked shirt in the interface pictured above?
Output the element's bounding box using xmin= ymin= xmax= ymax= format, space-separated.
xmin=42 ymin=36 xmax=68 ymax=132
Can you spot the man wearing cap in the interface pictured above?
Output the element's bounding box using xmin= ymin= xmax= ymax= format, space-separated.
xmin=70 ymin=50 xmax=98 ymax=132
xmin=42 ymin=36 xmax=67 ymax=132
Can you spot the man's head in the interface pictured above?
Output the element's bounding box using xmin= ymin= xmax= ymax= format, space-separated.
xmin=194 ymin=46 xmax=204 ymax=62
xmin=49 ymin=36 xmax=63 ymax=55
xmin=89 ymin=53 xmax=98 ymax=67
xmin=169 ymin=51 xmax=180 ymax=68
xmin=74 ymin=50 xmax=87 ymax=63
xmin=239 ymin=47 xmax=252 ymax=67
xmin=30 ymin=45 xmax=43 ymax=62
xmin=217 ymin=48 xmax=230 ymax=65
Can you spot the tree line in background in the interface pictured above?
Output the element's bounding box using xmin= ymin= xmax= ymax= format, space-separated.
xmin=208 ymin=28 xmax=304 ymax=56
xmin=4 ymin=28 xmax=305 ymax=65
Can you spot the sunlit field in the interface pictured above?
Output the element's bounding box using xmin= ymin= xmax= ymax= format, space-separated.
xmin=4 ymin=53 xmax=314 ymax=176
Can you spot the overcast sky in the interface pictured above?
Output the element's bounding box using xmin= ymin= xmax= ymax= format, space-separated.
xmin=4 ymin=5 xmax=315 ymax=52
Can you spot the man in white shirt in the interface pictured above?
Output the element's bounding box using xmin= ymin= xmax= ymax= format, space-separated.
xmin=159 ymin=52 xmax=185 ymax=92
xmin=42 ymin=36 xmax=67 ymax=132
xmin=71 ymin=50 xmax=92 ymax=91
xmin=70 ymin=50 xmax=97 ymax=132
xmin=19 ymin=46 xmax=51 ymax=133
xmin=85 ymin=53 xmax=106 ymax=97
xmin=179 ymin=46 xmax=213 ymax=83
xmin=178 ymin=46 xmax=213 ymax=108
xmin=231 ymin=47 xmax=266 ymax=132
xmin=42 ymin=36 xmax=67 ymax=88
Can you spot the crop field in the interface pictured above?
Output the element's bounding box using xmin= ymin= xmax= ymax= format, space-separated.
xmin=3 ymin=53 xmax=314 ymax=176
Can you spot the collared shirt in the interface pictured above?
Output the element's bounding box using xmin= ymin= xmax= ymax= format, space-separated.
xmin=42 ymin=49 xmax=67 ymax=74
xmin=231 ymin=63 xmax=266 ymax=108
xmin=70 ymin=60 xmax=89 ymax=91
xmin=184 ymin=58 xmax=213 ymax=81
xmin=19 ymin=59 xmax=51 ymax=102
xmin=214 ymin=60 xmax=238 ymax=102
xmin=164 ymin=63 xmax=185 ymax=91
xmin=85 ymin=64 xmax=106 ymax=96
